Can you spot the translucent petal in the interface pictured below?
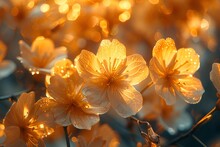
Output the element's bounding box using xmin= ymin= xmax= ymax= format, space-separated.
xmin=31 ymin=37 xmax=54 ymax=55
xmin=155 ymin=80 xmax=177 ymax=105
xmin=46 ymin=47 xmax=67 ymax=69
xmin=70 ymin=108 xmax=99 ymax=130
xmin=97 ymin=39 xmax=126 ymax=63
xmin=52 ymin=103 xmax=71 ymax=126
xmin=152 ymin=38 xmax=177 ymax=68
xmin=174 ymin=48 xmax=200 ymax=75
xmin=174 ymin=77 xmax=204 ymax=104
xmin=47 ymin=75 xmax=70 ymax=103
xmin=4 ymin=92 xmax=35 ymax=126
xmin=75 ymin=50 xmax=101 ymax=79
xmin=149 ymin=57 xmax=166 ymax=83
xmin=107 ymin=83 xmax=143 ymax=118
xmin=19 ymin=40 xmax=34 ymax=64
xmin=82 ymin=83 xmax=109 ymax=108
xmin=210 ymin=63 xmax=220 ymax=93
xmin=125 ymin=54 xmax=149 ymax=85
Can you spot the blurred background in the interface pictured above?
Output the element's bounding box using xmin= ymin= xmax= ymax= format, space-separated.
xmin=1 ymin=0 xmax=220 ymax=146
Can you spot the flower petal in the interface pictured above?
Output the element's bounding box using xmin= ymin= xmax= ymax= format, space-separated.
xmin=174 ymin=48 xmax=200 ymax=75
xmin=210 ymin=63 xmax=220 ymax=93
xmin=47 ymin=75 xmax=69 ymax=103
xmin=31 ymin=37 xmax=54 ymax=54
xmin=53 ymin=103 xmax=71 ymax=126
xmin=175 ymin=76 xmax=204 ymax=104
xmin=82 ymin=83 xmax=109 ymax=108
xmin=152 ymin=38 xmax=177 ymax=68
xmin=5 ymin=126 xmax=26 ymax=147
xmin=4 ymin=92 xmax=35 ymax=126
xmin=107 ymin=84 xmax=143 ymax=118
xmin=70 ymin=108 xmax=99 ymax=130
xmin=96 ymin=39 xmax=126 ymax=63
xmin=75 ymin=50 xmax=101 ymax=79
xmin=46 ymin=47 xmax=67 ymax=69
xmin=155 ymin=80 xmax=177 ymax=105
xmin=18 ymin=40 xmax=33 ymax=64
xmin=125 ymin=54 xmax=149 ymax=85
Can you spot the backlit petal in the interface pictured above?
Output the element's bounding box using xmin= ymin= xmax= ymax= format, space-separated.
xmin=75 ymin=50 xmax=101 ymax=79
xmin=107 ymin=84 xmax=143 ymax=118
xmin=125 ymin=54 xmax=149 ymax=85
xmin=152 ymin=38 xmax=177 ymax=68
xmin=31 ymin=37 xmax=54 ymax=54
xmin=210 ymin=63 xmax=220 ymax=93
xmin=174 ymin=77 xmax=204 ymax=104
xmin=97 ymin=39 xmax=126 ymax=63
xmin=155 ymin=80 xmax=177 ymax=105
xmin=82 ymin=83 xmax=109 ymax=108
xmin=19 ymin=40 xmax=33 ymax=64
xmin=70 ymin=108 xmax=99 ymax=130
xmin=174 ymin=48 xmax=200 ymax=75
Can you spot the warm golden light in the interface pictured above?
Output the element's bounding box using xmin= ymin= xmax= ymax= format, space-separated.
xmin=59 ymin=4 xmax=69 ymax=14
xmin=200 ymin=19 xmax=209 ymax=30
xmin=149 ymin=0 xmax=159 ymax=5
xmin=23 ymin=106 xmax=29 ymax=118
xmin=67 ymin=3 xmax=81 ymax=21
xmin=119 ymin=11 xmax=130 ymax=22
xmin=40 ymin=4 xmax=50 ymax=13
xmin=119 ymin=0 xmax=132 ymax=10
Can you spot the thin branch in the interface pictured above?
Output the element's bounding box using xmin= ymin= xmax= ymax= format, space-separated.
xmin=192 ymin=134 xmax=207 ymax=147
xmin=167 ymin=106 xmax=217 ymax=146
xmin=63 ymin=126 xmax=70 ymax=147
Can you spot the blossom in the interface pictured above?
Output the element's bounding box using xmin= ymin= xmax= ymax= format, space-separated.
xmin=3 ymin=92 xmax=54 ymax=147
xmin=18 ymin=36 xmax=67 ymax=75
xmin=210 ymin=63 xmax=220 ymax=93
xmin=75 ymin=39 xmax=149 ymax=117
xmin=72 ymin=124 xmax=119 ymax=147
xmin=139 ymin=85 xmax=192 ymax=135
xmin=46 ymin=63 xmax=107 ymax=130
xmin=149 ymin=38 xmax=204 ymax=105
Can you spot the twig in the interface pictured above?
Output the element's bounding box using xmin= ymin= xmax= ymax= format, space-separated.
xmin=192 ymin=134 xmax=207 ymax=147
xmin=130 ymin=116 xmax=160 ymax=145
xmin=63 ymin=126 xmax=70 ymax=147
xmin=167 ymin=106 xmax=217 ymax=146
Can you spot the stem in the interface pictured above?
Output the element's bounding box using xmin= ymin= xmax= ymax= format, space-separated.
xmin=167 ymin=106 xmax=217 ymax=146
xmin=63 ymin=126 xmax=70 ymax=147
xmin=192 ymin=134 xmax=207 ymax=147
xmin=141 ymin=81 xmax=154 ymax=94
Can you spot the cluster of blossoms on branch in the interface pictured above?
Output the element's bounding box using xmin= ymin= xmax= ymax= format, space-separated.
xmin=0 ymin=36 xmax=208 ymax=146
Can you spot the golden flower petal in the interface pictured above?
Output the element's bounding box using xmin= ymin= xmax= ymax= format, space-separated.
xmin=107 ymin=84 xmax=143 ymax=118
xmin=155 ymin=81 xmax=177 ymax=105
xmin=174 ymin=48 xmax=200 ymax=75
xmin=4 ymin=92 xmax=35 ymax=126
xmin=48 ymin=75 xmax=68 ymax=103
xmin=4 ymin=126 xmax=24 ymax=147
xmin=75 ymin=50 xmax=101 ymax=79
xmin=210 ymin=63 xmax=220 ymax=93
xmin=70 ymin=108 xmax=99 ymax=130
xmin=175 ymin=77 xmax=204 ymax=104
xmin=18 ymin=40 xmax=34 ymax=64
xmin=96 ymin=39 xmax=126 ymax=64
xmin=82 ymin=83 xmax=109 ymax=107
xmin=31 ymin=37 xmax=54 ymax=55
xmin=52 ymin=103 xmax=72 ymax=126
xmin=152 ymin=38 xmax=177 ymax=68
xmin=125 ymin=54 xmax=149 ymax=85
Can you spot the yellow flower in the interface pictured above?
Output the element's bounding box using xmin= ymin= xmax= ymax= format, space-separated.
xmin=72 ymin=124 xmax=119 ymax=147
xmin=3 ymin=92 xmax=54 ymax=147
xmin=149 ymin=38 xmax=204 ymax=105
xmin=18 ymin=36 xmax=67 ymax=75
xmin=46 ymin=64 xmax=107 ymax=130
xmin=75 ymin=39 xmax=149 ymax=117
xmin=210 ymin=63 xmax=220 ymax=93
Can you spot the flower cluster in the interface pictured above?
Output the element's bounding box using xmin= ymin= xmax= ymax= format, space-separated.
xmin=2 ymin=36 xmax=204 ymax=146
